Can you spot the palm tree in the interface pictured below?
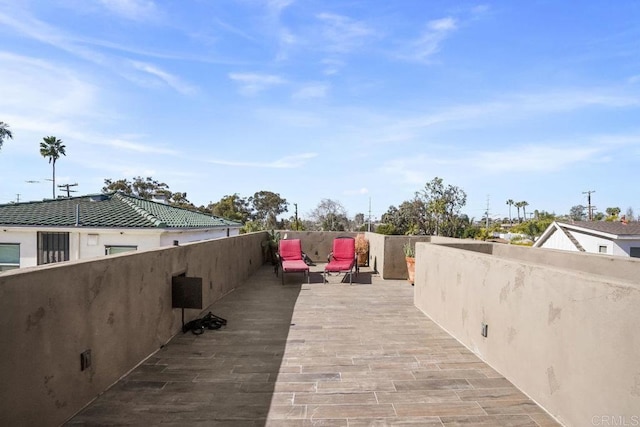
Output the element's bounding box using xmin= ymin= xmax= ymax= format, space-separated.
xmin=506 ymin=199 xmax=514 ymax=224
xmin=521 ymin=201 xmax=529 ymax=221
xmin=39 ymin=136 xmax=66 ymax=199
xmin=515 ymin=201 xmax=524 ymax=223
xmin=0 ymin=121 xmax=13 ymax=150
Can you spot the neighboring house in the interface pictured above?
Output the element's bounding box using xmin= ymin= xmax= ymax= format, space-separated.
xmin=0 ymin=192 xmax=242 ymax=272
xmin=533 ymin=220 xmax=640 ymax=258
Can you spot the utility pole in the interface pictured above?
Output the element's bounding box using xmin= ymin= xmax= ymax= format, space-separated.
xmin=368 ymin=197 xmax=372 ymax=232
xmin=58 ymin=183 xmax=78 ymax=198
xmin=582 ymin=190 xmax=595 ymax=221
xmin=15 ymin=193 xmax=20 ymax=203
xmin=294 ymin=203 xmax=299 ymax=230
xmin=485 ymin=195 xmax=490 ymax=229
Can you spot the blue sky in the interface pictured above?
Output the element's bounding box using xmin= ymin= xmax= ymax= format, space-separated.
xmin=0 ymin=0 xmax=639 ymax=222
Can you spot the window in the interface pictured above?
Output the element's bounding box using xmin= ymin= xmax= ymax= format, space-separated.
xmin=598 ymin=245 xmax=607 ymax=254
xmin=37 ymin=232 xmax=70 ymax=265
xmin=630 ymin=247 xmax=640 ymax=258
xmin=105 ymin=245 xmax=137 ymax=255
xmin=0 ymin=243 xmax=20 ymax=272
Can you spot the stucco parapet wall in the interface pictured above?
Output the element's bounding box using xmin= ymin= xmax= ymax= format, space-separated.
xmin=413 ymin=241 xmax=640 ymax=427
xmin=0 ymin=231 xmax=266 ymax=427
xmin=418 ymin=239 xmax=640 ymax=283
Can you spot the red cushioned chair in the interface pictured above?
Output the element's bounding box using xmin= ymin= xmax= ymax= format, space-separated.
xmin=324 ymin=236 xmax=357 ymax=284
xmin=277 ymin=239 xmax=310 ymax=285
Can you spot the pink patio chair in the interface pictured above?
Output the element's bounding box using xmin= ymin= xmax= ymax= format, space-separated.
xmin=324 ymin=236 xmax=357 ymax=284
xmin=277 ymin=239 xmax=310 ymax=285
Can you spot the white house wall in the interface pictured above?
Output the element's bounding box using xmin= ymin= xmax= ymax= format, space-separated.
xmin=572 ymin=231 xmax=614 ymax=255
xmin=540 ymin=227 xmax=580 ymax=252
xmin=1 ymin=230 xmax=38 ymax=267
xmin=613 ymin=239 xmax=640 ymax=257
xmin=2 ymin=226 xmax=239 ymax=269
xmin=159 ymin=228 xmax=238 ymax=246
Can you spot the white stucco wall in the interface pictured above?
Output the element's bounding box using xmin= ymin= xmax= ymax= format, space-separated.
xmin=540 ymin=227 xmax=640 ymax=257
xmin=1 ymin=226 xmax=240 ymax=269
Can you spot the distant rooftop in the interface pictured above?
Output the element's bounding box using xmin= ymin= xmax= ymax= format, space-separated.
xmin=558 ymin=220 xmax=640 ymax=237
xmin=0 ymin=192 xmax=240 ymax=229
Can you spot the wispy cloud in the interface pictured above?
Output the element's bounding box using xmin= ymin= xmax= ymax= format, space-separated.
xmin=316 ymin=13 xmax=375 ymax=53
xmin=206 ymin=153 xmax=317 ymax=168
xmin=130 ymin=61 xmax=197 ymax=95
xmin=321 ymin=58 xmax=344 ymax=76
xmin=471 ymin=145 xmax=605 ymax=173
xmin=380 ymin=88 xmax=640 ymax=137
xmin=397 ymin=16 xmax=458 ymax=63
xmin=228 ymin=72 xmax=286 ymax=95
xmin=0 ymin=8 xmax=107 ymax=64
xmin=0 ymin=7 xmax=196 ymax=95
xmin=97 ymin=0 xmax=160 ymax=21
xmin=381 ymin=132 xmax=639 ymax=188
xmin=343 ymin=187 xmax=369 ymax=196
xmin=266 ymin=0 xmax=295 ymax=14
xmin=292 ymin=83 xmax=329 ymax=99
xmin=105 ymin=138 xmax=178 ymax=155
xmin=0 ymin=52 xmax=100 ymax=120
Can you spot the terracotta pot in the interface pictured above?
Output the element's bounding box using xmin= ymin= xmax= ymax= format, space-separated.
xmin=405 ymin=256 xmax=415 ymax=284
xmin=357 ymin=252 xmax=368 ymax=267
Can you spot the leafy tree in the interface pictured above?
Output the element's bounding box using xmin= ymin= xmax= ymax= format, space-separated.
xmin=605 ymin=207 xmax=621 ymax=222
xmin=102 ymin=176 xmax=197 ymax=209
xmin=625 ymin=207 xmax=635 ymax=222
xmin=208 ymin=194 xmax=250 ymax=223
xmin=569 ymin=205 xmax=586 ymax=221
xmin=417 ymin=177 xmax=467 ymax=237
xmin=308 ymin=198 xmax=349 ymax=231
xmin=102 ymin=176 xmax=170 ymax=199
xmin=536 ymin=210 xmax=556 ymax=221
xmin=511 ymin=216 xmax=554 ymax=242
xmin=170 ymin=192 xmax=196 ymax=210
xmin=0 ymin=121 xmax=13 ymax=150
xmin=102 ymin=178 xmax=134 ymax=194
xmin=381 ymin=199 xmax=425 ymax=235
xmin=39 ymin=136 xmax=66 ymax=199
xmin=506 ymin=199 xmax=514 ymax=224
xmin=354 ymin=213 xmax=366 ymax=230
xmin=241 ymin=220 xmax=262 ymax=234
xmin=593 ymin=211 xmax=605 ymax=221
xmin=380 ymin=177 xmax=467 ymax=237
xmin=375 ymin=223 xmax=396 ymax=235
xmin=248 ymin=191 xmax=288 ymax=229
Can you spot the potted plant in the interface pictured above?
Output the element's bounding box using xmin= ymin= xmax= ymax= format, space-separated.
xmin=355 ymin=233 xmax=369 ymax=267
xmin=262 ymin=229 xmax=281 ymax=265
xmin=403 ymin=242 xmax=415 ymax=284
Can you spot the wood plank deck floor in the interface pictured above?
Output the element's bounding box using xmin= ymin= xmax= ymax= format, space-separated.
xmin=67 ymin=265 xmax=561 ymax=426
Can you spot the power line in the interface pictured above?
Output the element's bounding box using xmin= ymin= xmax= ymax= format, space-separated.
xmin=58 ymin=183 xmax=78 ymax=198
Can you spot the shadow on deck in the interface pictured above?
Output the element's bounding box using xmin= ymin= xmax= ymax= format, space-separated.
xmin=67 ymin=265 xmax=560 ymax=426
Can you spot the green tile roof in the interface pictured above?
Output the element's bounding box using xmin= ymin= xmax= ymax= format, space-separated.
xmin=0 ymin=192 xmax=241 ymax=229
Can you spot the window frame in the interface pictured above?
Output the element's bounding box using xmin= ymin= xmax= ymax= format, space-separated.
xmin=0 ymin=243 xmax=20 ymax=272
xmin=37 ymin=232 xmax=70 ymax=265
xmin=105 ymin=245 xmax=138 ymax=256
